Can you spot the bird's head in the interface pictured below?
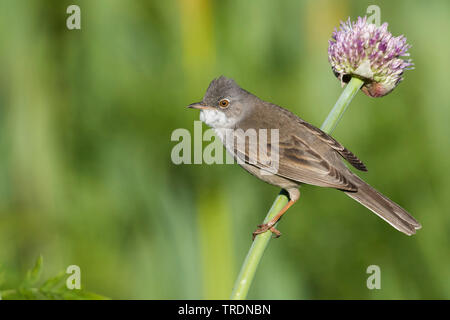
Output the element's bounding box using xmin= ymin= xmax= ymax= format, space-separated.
xmin=187 ymin=76 xmax=250 ymax=128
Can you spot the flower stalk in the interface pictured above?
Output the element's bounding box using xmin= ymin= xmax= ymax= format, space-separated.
xmin=321 ymin=77 xmax=364 ymax=133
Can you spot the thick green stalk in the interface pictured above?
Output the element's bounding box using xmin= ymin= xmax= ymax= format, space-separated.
xmin=230 ymin=77 xmax=364 ymax=300
xmin=321 ymin=77 xmax=364 ymax=133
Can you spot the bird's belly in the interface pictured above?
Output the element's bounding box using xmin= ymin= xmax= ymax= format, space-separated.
xmin=238 ymin=161 xmax=300 ymax=190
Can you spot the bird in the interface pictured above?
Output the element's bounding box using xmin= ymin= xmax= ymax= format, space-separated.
xmin=187 ymin=76 xmax=421 ymax=239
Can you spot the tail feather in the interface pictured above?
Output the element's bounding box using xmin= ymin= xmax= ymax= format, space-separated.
xmin=345 ymin=175 xmax=421 ymax=236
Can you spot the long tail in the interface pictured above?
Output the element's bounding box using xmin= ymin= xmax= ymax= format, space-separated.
xmin=344 ymin=175 xmax=421 ymax=235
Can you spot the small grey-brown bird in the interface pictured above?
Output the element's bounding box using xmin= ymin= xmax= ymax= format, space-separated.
xmin=188 ymin=76 xmax=421 ymax=238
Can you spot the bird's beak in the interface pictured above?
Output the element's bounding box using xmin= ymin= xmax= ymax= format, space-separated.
xmin=187 ymin=102 xmax=214 ymax=110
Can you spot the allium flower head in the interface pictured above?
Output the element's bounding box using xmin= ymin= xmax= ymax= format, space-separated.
xmin=328 ymin=16 xmax=414 ymax=97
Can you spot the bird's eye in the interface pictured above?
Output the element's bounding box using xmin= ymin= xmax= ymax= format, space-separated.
xmin=218 ymin=99 xmax=230 ymax=108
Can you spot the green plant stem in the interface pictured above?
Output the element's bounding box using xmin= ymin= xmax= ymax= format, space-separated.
xmin=230 ymin=76 xmax=364 ymax=300
xmin=321 ymin=77 xmax=364 ymax=133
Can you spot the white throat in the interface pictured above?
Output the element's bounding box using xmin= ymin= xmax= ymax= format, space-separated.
xmin=199 ymin=109 xmax=235 ymax=129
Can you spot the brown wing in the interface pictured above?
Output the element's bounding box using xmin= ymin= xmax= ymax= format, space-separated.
xmin=298 ymin=120 xmax=367 ymax=172
xmin=231 ymin=130 xmax=358 ymax=192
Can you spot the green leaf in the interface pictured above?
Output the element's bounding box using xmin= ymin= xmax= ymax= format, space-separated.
xmin=18 ymin=287 xmax=40 ymax=300
xmin=40 ymin=271 xmax=66 ymax=292
xmin=59 ymin=290 xmax=110 ymax=300
xmin=21 ymin=255 xmax=44 ymax=288
xmin=2 ymin=255 xmax=110 ymax=300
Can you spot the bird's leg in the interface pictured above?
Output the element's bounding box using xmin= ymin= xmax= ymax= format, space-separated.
xmin=252 ymin=199 xmax=297 ymax=240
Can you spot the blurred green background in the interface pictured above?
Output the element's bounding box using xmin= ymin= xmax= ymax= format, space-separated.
xmin=0 ymin=0 xmax=449 ymax=299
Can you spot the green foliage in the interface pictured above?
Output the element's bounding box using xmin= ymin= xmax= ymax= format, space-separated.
xmin=0 ymin=256 xmax=109 ymax=300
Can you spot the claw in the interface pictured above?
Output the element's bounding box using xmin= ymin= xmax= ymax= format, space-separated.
xmin=250 ymin=198 xmax=297 ymax=240
xmin=270 ymin=227 xmax=281 ymax=238
xmin=252 ymin=223 xmax=282 ymax=240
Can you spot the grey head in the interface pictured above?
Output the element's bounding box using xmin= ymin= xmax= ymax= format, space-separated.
xmin=187 ymin=76 xmax=253 ymax=128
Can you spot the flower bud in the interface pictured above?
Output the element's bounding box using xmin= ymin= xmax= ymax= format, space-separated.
xmin=328 ymin=16 xmax=414 ymax=97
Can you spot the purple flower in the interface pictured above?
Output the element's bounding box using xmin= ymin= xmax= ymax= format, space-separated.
xmin=328 ymin=16 xmax=414 ymax=97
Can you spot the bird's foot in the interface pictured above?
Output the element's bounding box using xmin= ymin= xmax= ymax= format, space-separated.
xmin=252 ymin=223 xmax=281 ymax=240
